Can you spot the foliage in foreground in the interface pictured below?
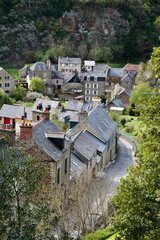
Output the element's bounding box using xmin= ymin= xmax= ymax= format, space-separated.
xmin=84 ymin=227 xmax=114 ymax=240
xmin=0 ymin=145 xmax=57 ymax=239
xmin=30 ymin=77 xmax=45 ymax=93
xmin=0 ymin=89 xmax=12 ymax=108
xmin=10 ymin=86 xmax=27 ymax=101
xmin=111 ymin=93 xmax=160 ymax=239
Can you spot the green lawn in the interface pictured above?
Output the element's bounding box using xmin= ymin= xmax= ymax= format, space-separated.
xmin=108 ymin=63 xmax=126 ymax=68
xmin=4 ymin=67 xmax=21 ymax=79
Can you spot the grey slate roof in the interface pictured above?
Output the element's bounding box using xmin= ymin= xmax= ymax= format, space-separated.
xmin=121 ymin=73 xmax=132 ymax=82
xmin=85 ymin=130 xmax=106 ymax=153
xmin=0 ymin=104 xmax=32 ymax=121
xmin=74 ymin=131 xmax=98 ymax=161
xmin=66 ymin=74 xmax=81 ymax=83
xmin=59 ymin=57 xmax=81 ymax=64
xmin=32 ymin=98 xmax=59 ymax=112
xmin=87 ymin=106 xmax=117 ymax=142
xmin=81 ymin=101 xmax=92 ymax=112
xmin=82 ymin=71 xmax=106 ymax=78
xmin=32 ymin=119 xmax=69 ymax=162
xmin=93 ymin=64 xmax=109 ymax=71
xmin=70 ymin=152 xmax=87 ymax=179
xmin=108 ymin=98 xmax=125 ymax=108
xmin=66 ymin=100 xmax=83 ymax=112
xmin=30 ymin=62 xmax=49 ymax=71
xmin=51 ymin=71 xmax=64 ymax=79
xmin=107 ymin=68 xmax=124 ymax=77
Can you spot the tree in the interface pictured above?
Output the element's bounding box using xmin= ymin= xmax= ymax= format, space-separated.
xmin=10 ymin=86 xmax=27 ymax=101
xmin=0 ymin=89 xmax=12 ymax=108
xmin=120 ymin=118 xmax=126 ymax=127
xmin=151 ymin=46 xmax=160 ymax=80
xmin=130 ymin=82 xmax=153 ymax=106
xmin=111 ymin=93 xmax=160 ymax=239
xmin=45 ymin=45 xmax=68 ymax=62
xmin=0 ymin=144 xmax=59 ymax=239
xmin=30 ymin=77 xmax=45 ymax=93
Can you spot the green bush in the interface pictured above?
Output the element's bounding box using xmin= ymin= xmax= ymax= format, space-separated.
xmin=0 ymin=90 xmax=13 ymax=108
xmin=84 ymin=228 xmax=114 ymax=240
xmin=125 ymin=125 xmax=134 ymax=133
xmin=109 ymin=112 xmax=119 ymax=123
xmin=10 ymin=86 xmax=27 ymax=101
xmin=120 ymin=118 xmax=126 ymax=127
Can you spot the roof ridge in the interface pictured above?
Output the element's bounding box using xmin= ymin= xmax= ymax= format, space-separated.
xmin=32 ymin=118 xmax=46 ymax=128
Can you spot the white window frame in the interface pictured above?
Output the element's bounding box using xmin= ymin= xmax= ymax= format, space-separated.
xmin=85 ymin=83 xmax=91 ymax=88
xmin=85 ymin=96 xmax=90 ymax=101
xmin=94 ymin=76 xmax=97 ymax=81
xmin=93 ymin=83 xmax=98 ymax=89
xmin=85 ymin=89 xmax=90 ymax=95
xmin=87 ymin=76 xmax=90 ymax=81
xmin=92 ymin=90 xmax=98 ymax=95
xmin=43 ymin=73 xmax=46 ymax=77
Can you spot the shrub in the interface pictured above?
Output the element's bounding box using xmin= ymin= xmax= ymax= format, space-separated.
xmin=109 ymin=112 xmax=119 ymax=123
xmin=120 ymin=118 xmax=126 ymax=127
xmin=84 ymin=228 xmax=114 ymax=240
xmin=10 ymin=86 xmax=27 ymax=101
xmin=125 ymin=125 xmax=134 ymax=133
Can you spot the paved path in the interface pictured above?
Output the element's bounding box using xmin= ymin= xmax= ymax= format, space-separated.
xmin=103 ymin=137 xmax=135 ymax=194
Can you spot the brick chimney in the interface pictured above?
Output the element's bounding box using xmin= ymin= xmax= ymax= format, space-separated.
xmin=79 ymin=111 xmax=88 ymax=123
xmin=42 ymin=110 xmax=50 ymax=120
xmin=0 ymin=125 xmax=16 ymax=145
xmin=20 ymin=123 xmax=32 ymax=141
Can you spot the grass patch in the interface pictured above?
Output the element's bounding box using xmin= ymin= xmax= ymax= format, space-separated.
xmin=4 ymin=67 xmax=21 ymax=79
xmin=20 ymin=101 xmax=34 ymax=108
xmin=109 ymin=63 xmax=126 ymax=68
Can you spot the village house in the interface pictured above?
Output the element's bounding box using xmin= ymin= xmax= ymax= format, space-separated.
xmin=82 ymin=72 xmax=106 ymax=102
xmin=67 ymin=106 xmax=118 ymax=179
xmin=123 ymin=63 xmax=139 ymax=76
xmin=115 ymin=88 xmax=131 ymax=107
xmin=58 ymin=57 xmax=81 ymax=80
xmin=19 ymin=65 xmax=27 ymax=78
xmin=121 ymin=71 xmax=135 ymax=90
xmin=106 ymin=68 xmax=124 ymax=87
xmin=0 ymin=67 xmax=15 ymax=94
xmin=106 ymin=97 xmax=126 ymax=112
xmin=0 ymin=104 xmax=32 ymax=134
xmin=84 ymin=60 xmax=95 ymax=71
xmin=32 ymin=98 xmax=60 ymax=123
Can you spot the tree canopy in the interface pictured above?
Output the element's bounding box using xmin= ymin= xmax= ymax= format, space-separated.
xmin=30 ymin=77 xmax=45 ymax=93
xmin=111 ymin=93 xmax=160 ymax=239
xmin=10 ymin=86 xmax=27 ymax=101
xmin=0 ymin=90 xmax=12 ymax=108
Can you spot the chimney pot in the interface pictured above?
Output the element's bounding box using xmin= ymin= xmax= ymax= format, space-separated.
xmin=10 ymin=125 xmax=13 ymax=130
xmin=1 ymin=124 xmax=5 ymax=129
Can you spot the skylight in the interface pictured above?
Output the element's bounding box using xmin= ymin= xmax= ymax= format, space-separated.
xmin=72 ymin=161 xmax=79 ymax=167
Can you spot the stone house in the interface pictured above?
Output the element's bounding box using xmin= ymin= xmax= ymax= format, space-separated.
xmin=16 ymin=117 xmax=71 ymax=191
xmin=32 ymin=98 xmax=60 ymax=123
xmin=67 ymin=106 xmax=118 ymax=179
xmin=121 ymin=71 xmax=137 ymax=89
xmin=84 ymin=60 xmax=95 ymax=71
xmin=58 ymin=57 xmax=81 ymax=80
xmin=0 ymin=104 xmax=32 ymax=134
xmin=123 ymin=63 xmax=139 ymax=75
xmin=19 ymin=66 xmax=27 ymax=78
xmin=0 ymin=67 xmax=15 ymax=94
xmin=106 ymin=68 xmax=124 ymax=87
xmin=115 ymin=89 xmax=131 ymax=107
xmin=106 ymin=97 xmax=126 ymax=111
xmin=82 ymin=72 xmax=106 ymax=102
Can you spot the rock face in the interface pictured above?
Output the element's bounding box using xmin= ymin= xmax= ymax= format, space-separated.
xmin=0 ymin=6 xmax=130 ymax=61
xmin=59 ymin=7 xmax=130 ymax=47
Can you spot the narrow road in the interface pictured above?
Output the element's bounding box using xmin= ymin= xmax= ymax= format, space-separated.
xmin=103 ymin=137 xmax=135 ymax=194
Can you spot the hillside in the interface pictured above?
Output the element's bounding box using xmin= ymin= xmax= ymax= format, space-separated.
xmin=0 ymin=0 xmax=160 ymax=63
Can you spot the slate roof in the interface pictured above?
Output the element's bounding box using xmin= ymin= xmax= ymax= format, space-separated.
xmin=108 ymin=98 xmax=125 ymax=108
xmin=93 ymin=64 xmax=109 ymax=71
xmin=32 ymin=119 xmax=69 ymax=162
xmin=59 ymin=57 xmax=81 ymax=64
xmin=84 ymin=130 xmax=106 ymax=153
xmin=70 ymin=152 xmax=87 ymax=179
xmin=32 ymin=98 xmax=59 ymax=112
xmin=30 ymin=62 xmax=49 ymax=71
xmin=107 ymin=68 xmax=124 ymax=77
xmin=81 ymin=101 xmax=92 ymax=112
xmin=74 ymin=131 xmax=98 ymax=161
xmin=66 ymin=74 xmax=81 ymax=83
xmin=87 ymin=106 xmax=117 ymax=142
xmin=82 ymin=71 xmax=106 ymax=78
xmin=0 ymin=104 xmax=32 ymax=121
xmin=66 ymin=100 xmax=83 ymax=112
xmin=124 ymin=64 xmax=139 ymax=71
xmin=51 ymin=71 xmax=64 ymax=79
xmin=118 ymin=89 xmax=131 ymax=97
xmin=121 ymin=73 xmax=132 ymax=82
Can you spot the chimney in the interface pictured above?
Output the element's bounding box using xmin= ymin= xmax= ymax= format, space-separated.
xmin=45 ymin=132 xmax=65 ymax=150
xmin=20 ymin=124 xmax=32 ymax=141
xmin=42 ymin=110 xmax=50 ymax=120
xmin=0 ymin=125 xmax=16 ymax=145
xmin=46 ymin=59 xmax=51 ymax=69
xmin=79 ymin=111 xmax=88 ymax=123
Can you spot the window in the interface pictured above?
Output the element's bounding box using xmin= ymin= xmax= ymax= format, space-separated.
xmin=66 ymin=64 xmax=68 ymax=66
xmin=57 ymin=80 xmax=58 ymax=84
xmin=65 ymin=158 xmax=67 ymax=174
xmin=85 ymin=83 xmax=90 ymax=88
xmin=87 ymin=76 xmax=90 ymax=81
xmin=69 ymin=69 xmax=72 ymax=72
xmin=85 ymin=89 xmax=90 ymax=95
xmin=35 ymin=73 xmax=39 ymax=77
xmin=62 ymin=69 xmax=65 ymax=72
xmin=92 ymin=90 xmax=98 ymax=95
xmin=43 ymin=79 xmax=46 ymax=83
xmin=37 ymin=115 xmax=40 ymax=121
xmin=43 ymin=73 xmax=46 ymax=77
xmin=5 ymin=90 xmax=9 ymax=94
xmin=85 ymin=96 xmax=90 ymax=101
xmin=88 ymin=66 xmax=91 ymax=69
xmin=0 ymin=83 xmax=1 ymax=87
xmin=57 ymin=167 xmax=60 ymax=184
xmin=5 ymin=76 xmax=9 ymax=80
xmin=93 ymin=83 xmax=98 ymax=89
xmin=94 ymin=76 xmax=97 ymax=81
xmin=62 ymin=64 xmax=65 ymax=67
xmin=66 ymin=69 xmax=68 ymax=72
xmin=0 ymin=76 xmax=1 ymax=80
xmin=5 ymin=83 xmax=9 ymax=87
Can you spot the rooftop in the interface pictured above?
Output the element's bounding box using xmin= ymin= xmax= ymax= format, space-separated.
xmin=66 ymin=100 xmax=83 ymax=112
xmin=124 ymin=64 xmax=140 ymax=71
xmin=59 ymin=57 xmax=81 ymax=64
xmin=30 ymin=62 xmax=49 ymax=72
xmin=32 ymin=98 xmax=59 ymax=112
xmin=108 ymin=98 xmax=125 ymax=108
xmin=107 ymin=68 xmax=124 ymax=77
xmin=93 ymin=64 xmax=109 ymax=71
